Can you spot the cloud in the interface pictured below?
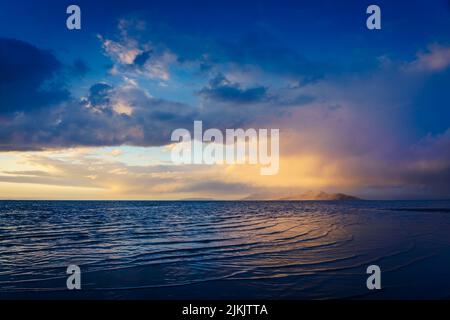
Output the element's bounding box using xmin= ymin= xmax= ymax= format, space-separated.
xmin=86 ymin=83 xmax=113 ymax=110
xmin=98 ymin=17 xmax=330 ymax=86
xmin=199 ymin=74 xmax=270 ymax=104
xmin=133 ymin=50 xmax=152 ymax=66
xmin=347 ymin=128 xmax=450 ymax=198
xmin=0 ymin=72 xmax=206 ymax=151
xmin=108 ymin=149 xmax=124 ymax=157
xmin=406 ymin=44 xmax=450 ymax=72
xmin=98 ymin=22 xmax=177 ymax=81
xmin=0 ymin=36 xmax=280 ymax=151
xmin=221 ymin=32 xmax=327 ymax=81
xmin=0 ymin=151 xmax=263 ymax=199
xmin=1 ymin=20 xmax=450 ymax=200
xmin=0 ymin=38 xmax=69 ymax=115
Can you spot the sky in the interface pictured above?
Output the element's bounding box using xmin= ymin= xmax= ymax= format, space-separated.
xmin=0 ymin=0 xmax=450 ymax=200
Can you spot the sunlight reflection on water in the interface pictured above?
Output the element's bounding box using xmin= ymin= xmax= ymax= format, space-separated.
xmin=1 ymin=200 xmax=450 ymax=299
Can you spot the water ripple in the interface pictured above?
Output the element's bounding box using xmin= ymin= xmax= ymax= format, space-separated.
xmin=1 ymin=200 xmax=450 ymax=299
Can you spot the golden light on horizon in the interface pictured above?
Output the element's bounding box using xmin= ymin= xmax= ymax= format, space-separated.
xmin=0 ymin=144 xmax=367 ymax=200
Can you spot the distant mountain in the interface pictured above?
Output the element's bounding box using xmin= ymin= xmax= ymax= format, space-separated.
xmin=244 ymin=191 xmax=362 ymax=201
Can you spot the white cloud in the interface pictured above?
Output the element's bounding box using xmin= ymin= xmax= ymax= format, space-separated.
xmin=98 ymin=20 xmax=177 ymax=81
xmin=406 ymin=44 xmax=450 ymax=72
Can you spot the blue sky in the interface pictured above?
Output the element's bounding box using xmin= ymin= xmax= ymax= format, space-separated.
xmin=0 ymin=0 xmax=450 ymax=199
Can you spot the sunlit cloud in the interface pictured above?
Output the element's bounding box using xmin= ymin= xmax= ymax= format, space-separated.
xmin=0 ymin=5 xmax=449 ymax=200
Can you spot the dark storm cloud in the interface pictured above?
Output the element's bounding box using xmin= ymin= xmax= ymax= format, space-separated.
xmin=199 ymin=74 xmax=270 ymax=104
xmin=0 ymin=79 xmax=202 ymax=151
xmin=87 ymin=83 xmax=113 ymax=108
xmin=0 ymin=64 xmax=270 ymax=152
xmin=0 ymin=34 xmax=320 ymax=151
xmin=0 ymin=38 xmax=69 ymax=114
xmin=0 ymin=38 xmax=203 ymax=151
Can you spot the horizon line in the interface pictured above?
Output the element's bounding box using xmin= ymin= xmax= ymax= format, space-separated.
xmin=1 ymin=198 xmax=450 ymax=202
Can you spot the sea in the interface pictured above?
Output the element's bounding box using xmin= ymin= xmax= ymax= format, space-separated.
xmin=1 ymin=200 xmax=450 ymax=299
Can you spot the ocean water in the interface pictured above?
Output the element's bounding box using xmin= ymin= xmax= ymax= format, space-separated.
xmin=1 ymin=200 xmax=450 ymax=300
